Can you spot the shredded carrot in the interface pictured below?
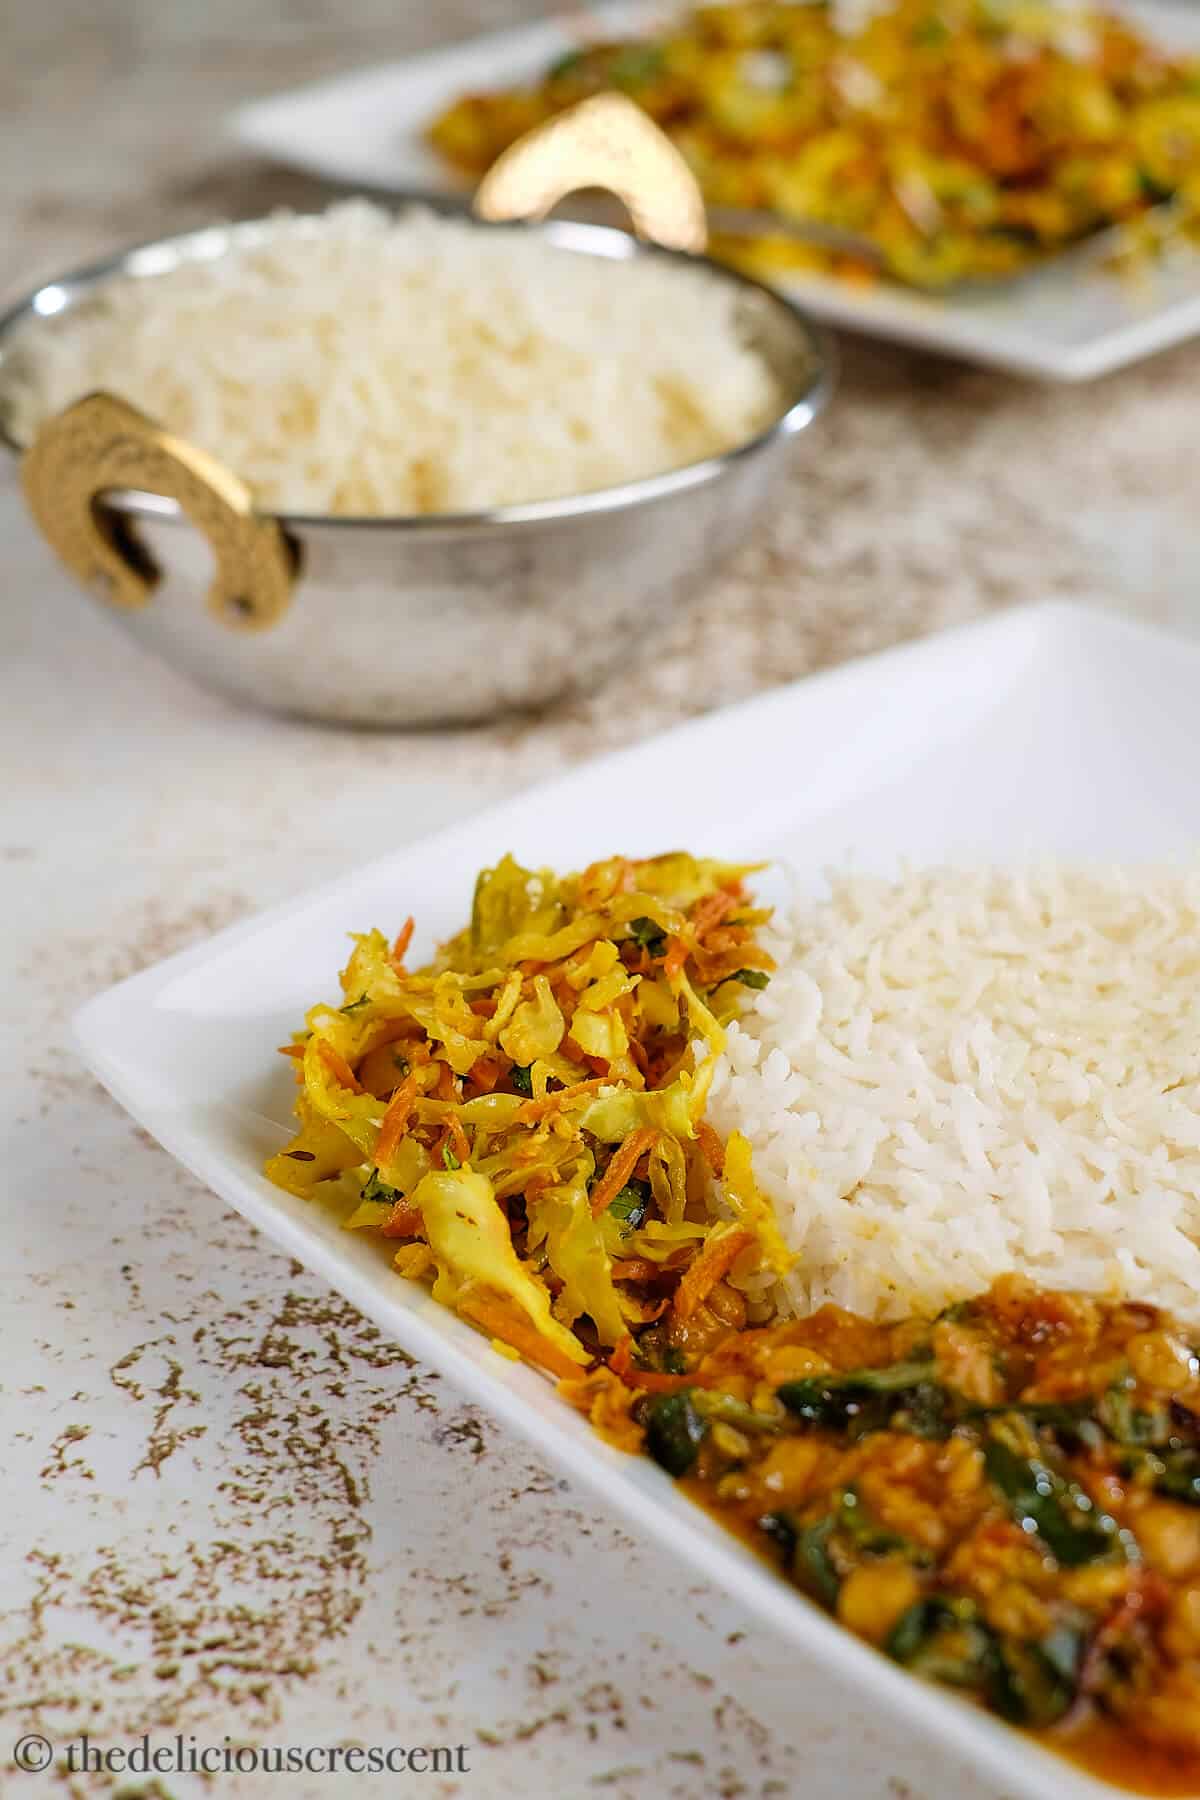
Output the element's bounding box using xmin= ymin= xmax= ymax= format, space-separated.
xmin=380 ymin=1201 xmax=424 ymax=1239
xmin=663 ymin=936 xmax=689 ymax=981
xmin=696 ymin=1120 xmax=726 ymax=1178
xmin=514 ymin=1076 xmax=607 ymax=1124
xmin=467 ymin=1055 xmax=503 ymax=1094
xmin=664 ymin=890 xmax=741 ymax=984
xmin=608 ymin=1334 xmax=694 ymax=1393
xmin=374 ymin=1071 xmax=421 ymax=1172
xmin=671 ymin=1226 xmax=754 ymax=1324
xmin=589 ymin=1126 xmax=660 ymax=1218
xmin=691 ymin=888 xmax=738 ymax=940
xmin=457 ymin=1291 xmax=585 ymax=1381
xmin=318 ymin=1041 xmax=363 ymax=1093
xmin=390 ymin=917 xmax=415 ymax=967
xmin=434 ymin=1061 xmax=459 ymax=1101
xmin=277 ymin=1042 xmax=306 ymax=1059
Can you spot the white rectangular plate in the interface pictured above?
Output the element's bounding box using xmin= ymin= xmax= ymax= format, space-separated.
xmin=75 ymin=601 xmax=1200 ymax=1799
xmin=230 ymin=0 xmax=1200 ymax=381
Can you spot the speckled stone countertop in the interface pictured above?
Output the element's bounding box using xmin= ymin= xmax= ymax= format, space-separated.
xmin=4 ymin=4 xmax=1200 ymax=1797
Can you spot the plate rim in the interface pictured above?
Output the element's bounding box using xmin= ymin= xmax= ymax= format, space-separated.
xmin=73 ymin=599 xmax=1197 ymax=1800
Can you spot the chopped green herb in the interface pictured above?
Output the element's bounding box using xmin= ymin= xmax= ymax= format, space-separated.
xmin=548 ymin=47 xmax=585 ymax=78
xmin=628 ymin=916 xmax=668 ymax=958
xmin=442 ymin=1146 xmax=461 ymax=1170
xmin=644 ymin=1390 xmax=708 ymax=1476
xmin=361 ymin=1169 xmax=401 ymax=1203
xmin=731 ymin=968 xmax=770 ymax=990
xmin=510 ymin=1063 xmax=534 ymax=1097
xmin=607 ymin=1178 xmax=651 ymax=1234
xmin=607 ymin=44 xmax=665 ymax=89
xmin=340 ymin=993 xmax=371 ymax=1014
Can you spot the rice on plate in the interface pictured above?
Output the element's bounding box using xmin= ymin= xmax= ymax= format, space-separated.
xmin=707 ymin=862 xmax=1200 ymax=1322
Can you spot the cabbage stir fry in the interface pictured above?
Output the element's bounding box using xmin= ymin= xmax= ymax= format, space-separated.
xmin=428 ymin=0 xmax=1200 ymax=289
xmin=267 ymin=854 xmax=790 ymax=1378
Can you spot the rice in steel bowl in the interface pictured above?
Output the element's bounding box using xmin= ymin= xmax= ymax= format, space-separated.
xmin=2 ymin=200 xmax=786 ymax=517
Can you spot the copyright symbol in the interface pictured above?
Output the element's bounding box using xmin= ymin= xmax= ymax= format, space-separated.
xmin=13 ymin=1735 xmax=53 ymax=1773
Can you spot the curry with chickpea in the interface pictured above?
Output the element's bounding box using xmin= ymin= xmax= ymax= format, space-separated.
xmin=566 ymin=1275 xmax=1200 ymax=1788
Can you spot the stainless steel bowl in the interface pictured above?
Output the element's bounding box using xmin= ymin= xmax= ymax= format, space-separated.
xmin=0 ymin=212 xmax=834 ymax=727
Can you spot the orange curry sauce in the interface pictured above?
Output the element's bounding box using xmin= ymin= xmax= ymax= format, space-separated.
xmin=574 ymin=1278 xmax=1200 ymax=1793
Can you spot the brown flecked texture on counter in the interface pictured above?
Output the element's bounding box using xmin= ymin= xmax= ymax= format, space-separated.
xmin=2 ymin=3 xmax=1196 ymax=1796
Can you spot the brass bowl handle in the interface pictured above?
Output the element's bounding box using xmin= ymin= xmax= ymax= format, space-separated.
xmin=21 ymin=390 xmax=295 ymax=631
xmin=473 ymin=92 xmax=708 ymax=255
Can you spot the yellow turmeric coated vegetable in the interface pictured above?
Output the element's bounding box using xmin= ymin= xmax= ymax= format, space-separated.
xmin=266 ymin=851 xmax=786 ymax=1376
xmin=426 ymin=0 xmax=1200 ymax=288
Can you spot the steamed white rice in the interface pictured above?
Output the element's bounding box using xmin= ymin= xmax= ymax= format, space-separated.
xmin=3 ymin=201 xmax=783 ymax=516
xmin=709 ymin=863 xmax=1200 ymax=1322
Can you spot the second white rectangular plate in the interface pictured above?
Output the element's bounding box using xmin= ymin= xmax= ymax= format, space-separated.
xmin=75 ymin=601 xmax=1200 ymax=1799
xmin=231 ymin=0 xmax=1200 ymax=380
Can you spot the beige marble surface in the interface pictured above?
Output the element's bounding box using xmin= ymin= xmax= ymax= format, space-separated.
xmin=4 ymin=4 xmax=1200 ymax=1797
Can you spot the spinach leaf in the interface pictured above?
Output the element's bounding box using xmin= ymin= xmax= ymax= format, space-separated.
xmin=1151 ymin=1448 xmax=1200 ymax=1506
xmin=888 ymin=1597 xmax=1084 ymax=1724
xmin=1098 ymin=1377 xmax=1174 ymax=1449
xmin=792 ymin=1515 xmax=841 ymax=1606
xmin=759 ymin=1509 xmax=798 ymax=1560
xmin=644 ymin=1391 xmax=708 ymax=1476
xmin=989 ymin=1631 xmax=1082 ymax=1727
xmin=969 ymin=1397 xmax=1105 ymax=1453
xmin=887 ymin=1597 xmax=996 ymax=1689
xmin=837 ymin=1486 xmax=924 ymax=1559
xmin=777 ymin=1356 xmax=950 ymax=1440
xmin=760 ymin=1491 xmax=922 ymax=1612
xmin=984 ymin=1421 xmax=1121 ymax=1565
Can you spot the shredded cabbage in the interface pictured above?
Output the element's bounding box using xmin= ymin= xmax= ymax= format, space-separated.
xmin=266 ymin=851 xmax=783 ymax=1378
